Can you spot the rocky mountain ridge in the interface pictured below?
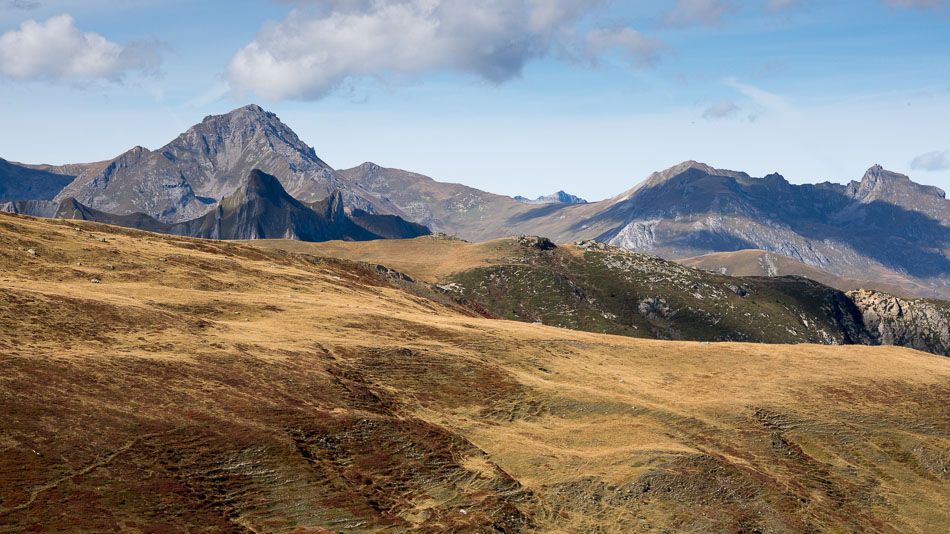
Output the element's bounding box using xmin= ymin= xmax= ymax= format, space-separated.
xmin=2 ymin=105 xmax=948 ymax=298
xmin=2 ymin=170 xmax=429 ymax=242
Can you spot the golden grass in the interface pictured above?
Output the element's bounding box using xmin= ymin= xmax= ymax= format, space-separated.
xmin=248 ymin=235 xmax=528 ymax=283
xmin=1 ymin=213 xmax=948 ymax=533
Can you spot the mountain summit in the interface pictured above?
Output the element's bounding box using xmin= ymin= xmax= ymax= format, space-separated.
xmin=52 ymin=105 xmax=402 ymax=223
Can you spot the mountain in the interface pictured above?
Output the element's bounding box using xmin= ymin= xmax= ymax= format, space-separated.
xmin=514 ymin=190 xmax=588 ymax=204
xmin=5 ymin=105 xmax=949 ymax=297
xmin=3 ymin=170 xmax=429 ymax=242
xmin=52 ymin=105 xmax=403 ymax=223
xmin=3 ymin=212 xmax=949 ymax=533
xmin=337 ymin=161 xmax=536 ymax=237
xmin=0 ymin=158 xmax=75 ymax=202
xmin=354 ymin=160 xmax=949 ymax=299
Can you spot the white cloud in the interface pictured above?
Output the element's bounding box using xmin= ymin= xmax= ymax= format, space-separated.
xmin=228 ymin=0 xmax=663 ymax=102
xmin=702 ymin=99 xmax=740 ymax=119
xmin=0 ymin=13 xmax=160 ymax=83
xmin=584 ymin=27 xmax=664 ymax=67
xmin=724 ymin=77 xmax=792 ymax=115
xmin=662 ymin=0 xmax=734 ymax=27
xmin=882 ymin=0 xmax=950 ymax=8
xmin=911 ymin=150 xmax=950 ymax=171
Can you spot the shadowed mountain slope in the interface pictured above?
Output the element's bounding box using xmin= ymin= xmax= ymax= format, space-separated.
xmin=0 ymin=158 xmax=76 ymax=202
xmin=1 ymin=213 xmax=949 ymax=532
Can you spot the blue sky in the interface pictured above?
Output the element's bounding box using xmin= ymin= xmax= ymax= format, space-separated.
xmin=1 ymin=0 xmax=948 ymax=201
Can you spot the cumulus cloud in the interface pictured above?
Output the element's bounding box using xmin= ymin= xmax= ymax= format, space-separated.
xmin=702 ymin=99 xmax=740 ymax=119
xmin=911 ymin=150 xmax=950 ymax=171
xmin=0 ymin=14 xmax=160 ymax=83
xmin=662 ymin=0 xmax=734 ymax=27
xmin=882 ymin=0 xmax=949 ymax=8
xmin=228 ymin=0 xmax=664 ymax=101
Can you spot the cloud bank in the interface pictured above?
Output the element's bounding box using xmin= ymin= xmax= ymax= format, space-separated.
xmin=0 ymin=13 xmax=160 ymax=83
xmin=911 ymin=150 xmax=950 ymax=171
xmin=228 ymin=0 xmax=663 ymax=102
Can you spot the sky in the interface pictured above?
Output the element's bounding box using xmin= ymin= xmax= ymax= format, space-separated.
xmin=0 ymin=0 xmax=949 ymax=201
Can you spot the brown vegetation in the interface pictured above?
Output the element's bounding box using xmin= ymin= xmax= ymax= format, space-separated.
xmin=1 ymin=213 xmax=948 ymax=533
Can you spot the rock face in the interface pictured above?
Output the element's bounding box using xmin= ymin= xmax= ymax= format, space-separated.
xmin=53 ymin=105 xmax=402 ymax=223
xmin=848 ymin=289 xmax=950 ymax=356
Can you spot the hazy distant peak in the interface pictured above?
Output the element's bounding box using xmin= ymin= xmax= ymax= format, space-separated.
xmin=515 ymin=190 xmax=588 ymax=204
xmin=849 ymin=164 xmax=946 ymax=201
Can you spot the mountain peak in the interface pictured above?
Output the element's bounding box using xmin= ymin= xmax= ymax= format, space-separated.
xmin=237 ymin=103 xmax=265 ymax=114
xmin=861 ymin=164 xmax=907 ymax=183
xmin=850 ymin=164 xmax=946 ymax=201
xmin=199 ymin=103 xmax=279 ymax=127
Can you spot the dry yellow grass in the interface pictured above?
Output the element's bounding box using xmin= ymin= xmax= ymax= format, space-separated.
xmin=250 ymin=235 xmax=528 ymax=283
xmin=1 ymin=213 xmax=949 ymax=533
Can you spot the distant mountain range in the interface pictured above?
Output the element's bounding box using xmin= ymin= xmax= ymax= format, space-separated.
xmin=1 ymin=104 xmax=948 ymax=298
xmin=514 ymin=190 xmax=588 ymax=204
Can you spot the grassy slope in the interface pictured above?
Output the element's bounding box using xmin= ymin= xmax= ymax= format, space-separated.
xmin=2 ymin=213 xmax=949 ymax=533
xmin=257 ymin=236 xmax=880 ymax=346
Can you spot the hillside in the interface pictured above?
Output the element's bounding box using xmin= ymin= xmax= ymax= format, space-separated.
xmin=258 ymin=235 xmax=950 ymax=356
xmin=1 ymin=212 xmax=949 ymax=533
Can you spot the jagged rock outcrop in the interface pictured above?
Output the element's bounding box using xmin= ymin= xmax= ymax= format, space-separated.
xmin=848 ymin=289 xmax=950 ymax=356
